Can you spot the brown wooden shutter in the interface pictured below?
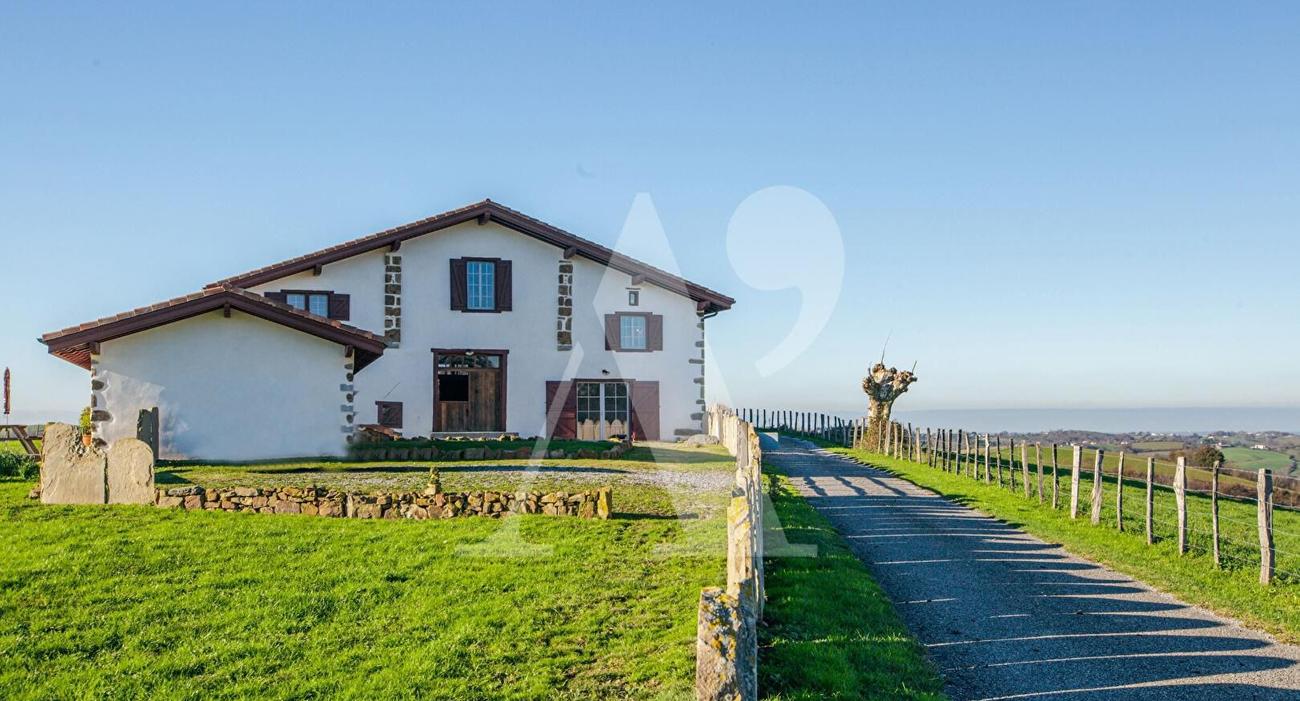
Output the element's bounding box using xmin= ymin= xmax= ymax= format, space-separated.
xmin=630 ymin=381 xmax=660 ymax=441
xmin=647 ymin=314 xmax=664 ymax=351
xmin=449 ymin=258 xmax=468 ymax=310
xmin=604 ymin=314 xmax=620 ymax=351
xmin=544 ymin=380 xmax=578 ymax=439
xmin=495 ymin=260 xmax=512 ymax=311
xmin=328 ymin=293 xmax=351 ymax=321
xmin=264 ymin=291 xmax=288 ymax=305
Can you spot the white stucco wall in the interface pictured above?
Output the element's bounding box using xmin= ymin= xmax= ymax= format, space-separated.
xmin=250 ymin=221 xmax=707 ymax=438
xmin=94 ymin=310 xmax=350 ymax=461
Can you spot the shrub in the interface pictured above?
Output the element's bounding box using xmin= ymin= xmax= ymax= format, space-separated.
xmin=79 ymin=407 xmax=92 ymax=436
xmin=0 ymin=452 xmax=37 ymax=479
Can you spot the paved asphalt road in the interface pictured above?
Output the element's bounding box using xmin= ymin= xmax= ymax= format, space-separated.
xmin=764 ymin=435 xmax=1300 ymax=700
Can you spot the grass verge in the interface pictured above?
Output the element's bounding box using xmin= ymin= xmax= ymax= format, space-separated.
xmin=824 ymin=444 xmax=1300 ymax=644
xmin=759 ymin=470 xmax=945 ymax=700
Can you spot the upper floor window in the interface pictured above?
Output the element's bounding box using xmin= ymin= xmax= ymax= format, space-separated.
xmin=466 ymin=260 xmax=495 ymax=310
xmin=450 ymin=258 xmax=512 ymax=313
xmin=604 ymin=312 xmax=663 ymax=352
xmin=266 ymin=290 xmax=349 ymax=320
xmin=620 ymin=314 xmax=647 ymax=350
xmin=627 ymin=290 xmax=640 ymax=306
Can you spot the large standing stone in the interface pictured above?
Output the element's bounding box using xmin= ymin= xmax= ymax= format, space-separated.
xmin=106 ymin=438 xmax=155 ymax=504
xmin=40 ymin=423 xmax=107 ymax=505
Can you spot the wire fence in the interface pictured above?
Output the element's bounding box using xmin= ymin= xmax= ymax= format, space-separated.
xmin=737 ymin=408 xmax=1298 ymax=587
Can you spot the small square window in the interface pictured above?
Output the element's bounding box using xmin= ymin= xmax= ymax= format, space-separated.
xmin=285 ymin=293 xmax=306 ymax=310
xmin=620 ymin=315 xmax=647 ymax=350
xmin=376 ymin=401 xmax=403 ymax=429
xmin=628 ymin=290 xmax=640 ymax=306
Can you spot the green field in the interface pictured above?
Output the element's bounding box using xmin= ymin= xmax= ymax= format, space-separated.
xmin=1130 ymin=440 xmax=1185 ymax=451
xmin=1223 ymin=446 xmax=1294 ymax=473
xmin=824 ymin=442 xmax=1300 ymax=644
xmin=0 ymin=444 xmax=735 ymax=699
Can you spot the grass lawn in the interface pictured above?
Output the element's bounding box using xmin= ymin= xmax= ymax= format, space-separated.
xmin=0 ymin=443 xmax=734 ymax=700
xmin=1 ymin=439 xmax=40 ymax=454
xmin=759 ymin=472 xmax=945 ymax=700
xmin=822 ymin=443 xmax=1300 ymax=644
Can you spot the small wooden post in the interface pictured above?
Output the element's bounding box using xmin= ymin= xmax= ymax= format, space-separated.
xmin=926 ymin=428 xmax=933 ymax=465
xmin=955 ymin=429 xmax=964 ymax=475
xmin=1036 ymin=443 xmax=1044 ymax=503
xmin=1070 ymin=445 xmax=1082 ymax=519
xmin=1145 ymin=456 xmax=1154 ymax=545
xmin=1175 ymin=456 xmax=1187 ymax=555
xmin=1021 ymin=441 xmax=1031 ymax=498
xmin=1115 ymin=452 xmax=1125 ymax=532
xmin=1090 ymin=449 xmax=1105 ymax=525
xmin=1211 ymin=460 xmax=1220 ymax=569
xmin=1259 ymin=469 xmax=1274 ymax=585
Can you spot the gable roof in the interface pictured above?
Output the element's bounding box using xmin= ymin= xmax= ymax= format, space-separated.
xmin=40 ymin=285 xmax=388 ymax=371
xmin=208 ymin=199 xmax=735 ymax=313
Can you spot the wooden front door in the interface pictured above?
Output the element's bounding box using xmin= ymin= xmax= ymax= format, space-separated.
xmin=434 ymin=351 xmax=505 ymax=432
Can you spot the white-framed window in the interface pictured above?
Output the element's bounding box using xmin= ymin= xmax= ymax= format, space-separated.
xmin=284 ymin=292 xmax=329 ymax=316
xmin=307 ymin=294 xmax=329 ymax=317
xmin=466 ymin=260 xmax=495 ymax=310
xmin=620 ymin=314 xmax=647 ymax=350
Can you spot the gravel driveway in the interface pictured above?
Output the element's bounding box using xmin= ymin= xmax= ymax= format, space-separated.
xmin=765 ymin=435 xmax=1300 ymax=700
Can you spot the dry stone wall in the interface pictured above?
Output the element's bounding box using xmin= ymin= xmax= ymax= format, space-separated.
xmin=155 ymin=484 xmax=613 ymax=520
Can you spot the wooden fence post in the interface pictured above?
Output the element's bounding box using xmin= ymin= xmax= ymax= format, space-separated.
xmin=1090 ymin=449 xmax=1105 ymax=525
xmin=1211 ymin=460 xmax=1220 ymax=569
xmin=1051 ymin=444 xmax=1060 ymax=509
xmin=1070 ymin=445 xmax=1082 ymax=519
xmin=955 ymin=429 xmax=963 ymax=475
xmin=961 ymin=430 xmax=970 ymax=478
xmin=1175 ymin=456 xmax=1187 ymax=555
xmin=983 ymin=435 xmax=991 ymax=484
xmin=1259 ymin=469 xmax=1274 ymax=586
xmin=996 ymin=437 xmax=1004 ymax=486
xmin=1145 ymin=456 xmax=1154 ymax=545
xmin=1021 ymin=441 xmax=1030 ymax=498
xmin=1003 ymin=442 xmax=1013 ymax=491
xmin=1115 ymin=452 xmax=1125 ymax=532
xmin=1036 ymin=443 xmax=1044 ymax=503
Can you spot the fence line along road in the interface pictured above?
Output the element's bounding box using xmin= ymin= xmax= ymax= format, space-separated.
xmin=735 ymin=408 xmax=1299 ymax=587
xmin=695 ymin=406 xmax=763 ymax=701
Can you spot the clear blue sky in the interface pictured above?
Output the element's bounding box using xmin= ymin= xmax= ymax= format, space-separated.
xmin=3 ymin=2 xmax=1299 ymax=424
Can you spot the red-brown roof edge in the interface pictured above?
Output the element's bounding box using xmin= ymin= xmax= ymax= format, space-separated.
xmin=207 ymin=199 xmax=735 ymax=312
xmin=40 ymin=286 xmax=387 ymax=371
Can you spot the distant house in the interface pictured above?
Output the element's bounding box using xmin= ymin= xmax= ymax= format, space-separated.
xmin=40 ymin=200 xmax=733 ymax=460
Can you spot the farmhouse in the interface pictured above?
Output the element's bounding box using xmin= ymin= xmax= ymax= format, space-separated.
xmin=39 ymin=200 xmax=733 ymax=460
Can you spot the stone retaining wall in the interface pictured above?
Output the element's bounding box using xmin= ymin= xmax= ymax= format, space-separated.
xmin=154 ymin=485 xmax=613 ymax=520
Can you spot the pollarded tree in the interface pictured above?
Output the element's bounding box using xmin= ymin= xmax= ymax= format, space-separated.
xmin=861 ymin=362 xmax=918 ymax=447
